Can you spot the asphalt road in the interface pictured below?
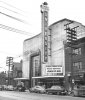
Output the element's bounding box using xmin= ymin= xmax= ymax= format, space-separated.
xmin=0 ymin=91 xmax=85 ymax=100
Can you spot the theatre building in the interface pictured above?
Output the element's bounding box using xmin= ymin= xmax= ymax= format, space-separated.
xmin=22 ymin=2 xmax=85 ymax=89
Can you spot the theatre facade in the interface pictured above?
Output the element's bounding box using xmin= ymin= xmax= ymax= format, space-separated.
xmin=22 ymin=2 xmax=85 ymax=89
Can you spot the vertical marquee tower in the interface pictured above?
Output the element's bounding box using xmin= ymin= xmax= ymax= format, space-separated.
xmin=40 ymin=2 xmax=49 ymax=64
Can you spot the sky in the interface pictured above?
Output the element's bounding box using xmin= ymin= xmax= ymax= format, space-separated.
xmin=0 ymin=0 xmax=85 ymax=71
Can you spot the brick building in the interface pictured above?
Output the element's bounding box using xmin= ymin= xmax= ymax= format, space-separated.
xmin=65 ymin=37 xmax=85 ymax=89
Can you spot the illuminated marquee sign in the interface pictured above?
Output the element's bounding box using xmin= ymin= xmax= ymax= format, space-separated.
xmin=46 ymin=65 xmax=63 ymax=76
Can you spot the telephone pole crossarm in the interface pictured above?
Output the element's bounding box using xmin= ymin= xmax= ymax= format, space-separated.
xmin=64 ymin=23 xmax=79 ymax=90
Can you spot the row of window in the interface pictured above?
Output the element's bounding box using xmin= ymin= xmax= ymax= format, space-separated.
xmin=73 ymin=48 xmax=81 ymax=55
xmin=73 ymin=47 xmax=82 ymax=70
xmin=73 ymin=62 xmax=82 ymax=70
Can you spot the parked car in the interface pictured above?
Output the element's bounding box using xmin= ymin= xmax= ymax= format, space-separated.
xmin=29 ymin=86 xmax=46 ymax=93
xmin=72 ymin=85 xmax=85 ymax=97
xmin=0 ymin=85 xmax=2 ymax=91
xmin=7 ymin=85 xmax=14 ymax=91
xmin=46 ymin=85 xmax=67 ymax=95
xmin=18 ymin=86 xmax=26 ymax=92
xmin=16 ymin=82 xmax=26 ymax=92
xmin=13 ymin=87 xmax=17 ymax=91
xmin=1 ymin=85 xmax=8 ymax=90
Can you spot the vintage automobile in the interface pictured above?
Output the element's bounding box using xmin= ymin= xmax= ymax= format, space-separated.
xmin=1 ymin=85 xmax=8 ymax=90
xmin=7 ymin=85 xmax=14 ymax=91
xmin=72 ymin=85 xmax=85 ymax=97
xmin=16 ymin=82 xmax=26 ymax=92
xmin=29 ymin=85 xmax=46 ymax=93
xmin=0 ymin=85 xmax=2 ymax=91
xmin=46 ymin=85 xmax=67 ymax=95
xmin=17 ymin=86 xmax=26 ymax=92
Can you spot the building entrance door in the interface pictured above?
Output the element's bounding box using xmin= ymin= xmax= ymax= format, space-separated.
xmin=29 ymin=51 xmax=41 ymax=87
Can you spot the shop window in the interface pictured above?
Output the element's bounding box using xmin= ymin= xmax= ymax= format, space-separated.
xmin=73 ymin=48 xmax=81 ymax=55
xmin=73 ymin=62 xmax=82 ymax=70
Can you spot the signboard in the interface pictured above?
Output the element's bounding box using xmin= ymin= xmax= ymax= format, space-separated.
xmin=45 ymin=65 xmax=63 ymax=76
xmin=43 ymin=11 xmax=48 ymax=62
xmin=41 ymin=3 xmax=49 ymax=63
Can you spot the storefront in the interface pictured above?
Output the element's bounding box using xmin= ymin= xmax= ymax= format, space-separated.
xmin=14 ymin=78 xmax=29 ymax=89
xmin=32 ymin=77 xmax=64 ymax=88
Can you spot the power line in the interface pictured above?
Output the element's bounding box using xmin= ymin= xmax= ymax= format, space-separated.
xmin=0 ymin=23 xmax=33 ymax=35
xmin=0 ymin=5 xmax=31 ymax=24
xmin=0 ymin=5 xmax=25 ymax=16
xmin=0 ymin=6 xmax=29 ymax=24
xmin=0 ymin=0 xmax=27 ymax=14
xmin=0 ymin=1 xmax=33 ymax=22
xmin=0 ymin=11 xmax=29 ymax=25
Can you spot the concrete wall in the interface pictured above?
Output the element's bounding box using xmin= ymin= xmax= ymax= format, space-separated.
xmin=23 ymin=34 xmax=42 ymax=79
xmin=42 ymin=20 xmax=70 ymax=76
xmin=50 ymin=21 xmax=66 ymax=76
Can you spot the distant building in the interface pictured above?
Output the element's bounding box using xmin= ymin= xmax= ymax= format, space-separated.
xmin=13 ymin=61 xmax=22 ymax=78
xmin=6 ymin=61 xmax=22 ymax=86
xmin=0 ymin=71 xmax=6 ymax=85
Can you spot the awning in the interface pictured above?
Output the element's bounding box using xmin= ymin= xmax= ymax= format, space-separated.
xmin=32 ymin=76 xmax=64 ymax=79
xmin=14 ymin=77 xmax=29 ymax=80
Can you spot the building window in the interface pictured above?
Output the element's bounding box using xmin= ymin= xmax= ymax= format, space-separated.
xmin=73 ymin=62 xmax=82 ymax=70
xmin=33 ymin=58 xmax=41 ymax=77
xmin=35 ymin=60 xmax=40 ymax=76
xmin=73 ymin=48 xmax=81 ymax=55
xmin=32 ymin=55 xmax=41 ymax=77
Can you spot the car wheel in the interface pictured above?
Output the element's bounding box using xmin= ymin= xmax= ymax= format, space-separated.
xmin=29 ymin=90 xmax=31 ymax=92
xmin=57 ymin=92 xmax=60 ymax=95
xmin=37 ymin=91 xmax=40 ymax=93
xmin=73 ymin=91 xmax=79 ymax=97
xmin=46 ymin=92 xmax=49 ymax=94
xmin=72 ymin=92 xmax=75 ymax=97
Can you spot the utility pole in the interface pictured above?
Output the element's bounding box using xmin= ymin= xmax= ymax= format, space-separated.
xmin=6 ymin=57 xmax=13 ymax=85
xmin=64 ymin=22 xmax=79 ymax=90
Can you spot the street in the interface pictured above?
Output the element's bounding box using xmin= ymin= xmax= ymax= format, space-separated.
xmin=0 ymin=91 xmax=84 ymax=100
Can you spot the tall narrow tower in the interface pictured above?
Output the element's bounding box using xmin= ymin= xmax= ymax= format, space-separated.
xmin=40 ymin=2 xmax=49 ymax=63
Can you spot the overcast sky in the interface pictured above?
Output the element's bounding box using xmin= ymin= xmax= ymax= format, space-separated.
xmin=0 ymin=0 xmax=85 ymax=71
